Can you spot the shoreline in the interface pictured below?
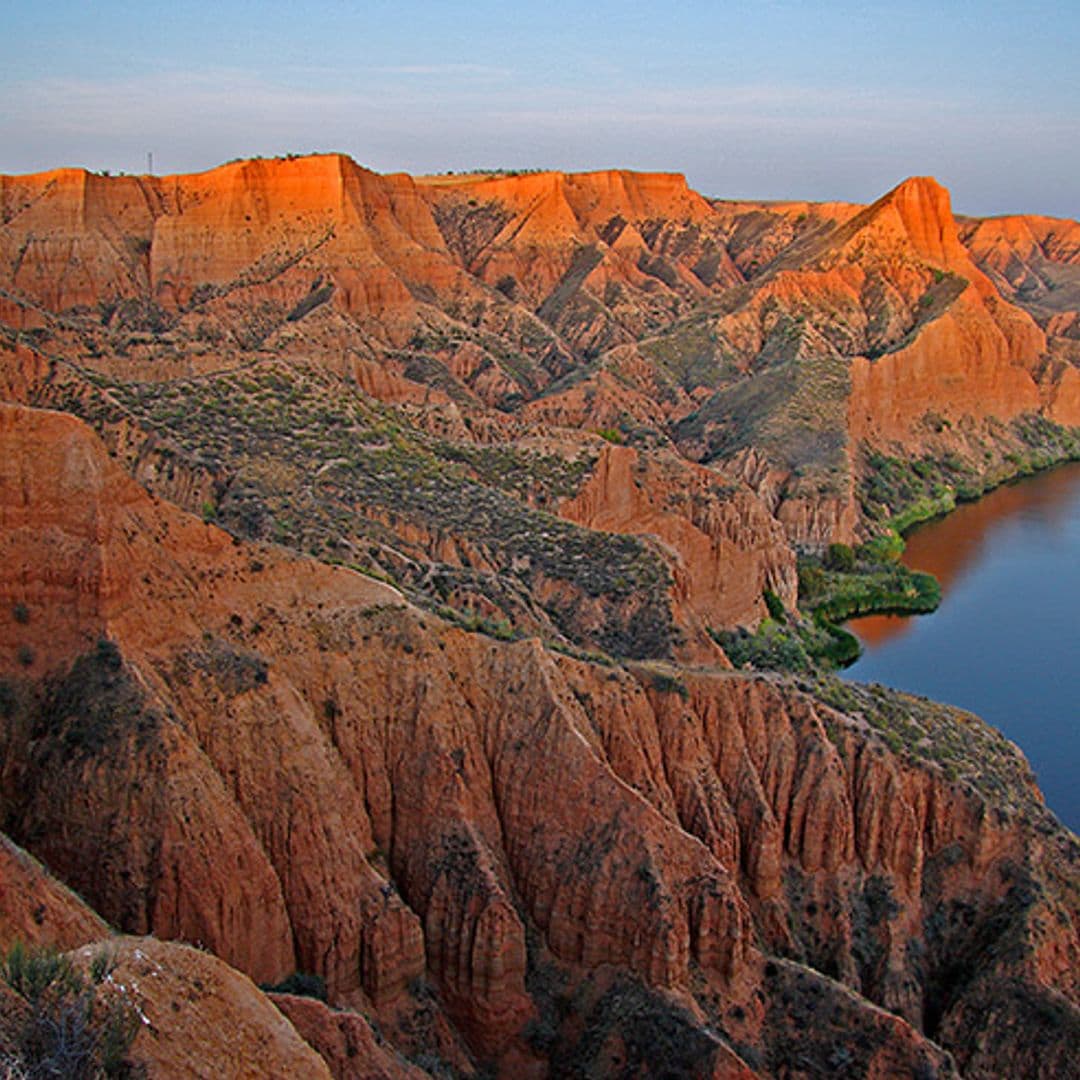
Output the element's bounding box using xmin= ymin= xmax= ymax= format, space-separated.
xmin=823 ymin=446 xmax=1080 ymax=664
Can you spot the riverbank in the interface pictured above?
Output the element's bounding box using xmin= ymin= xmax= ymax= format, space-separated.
xmin=843 ymin=459 xmax=1080 ymax=831
xmin=804 ymin=435 xmax=1080 ymax=666
xmin=861 ymin=417 xmax=1080 ymax=538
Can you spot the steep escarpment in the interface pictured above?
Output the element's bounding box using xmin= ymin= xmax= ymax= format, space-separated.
xmin=0 ymin=403 xmax=1075 ymax=1077
xmin=2 ymin=156 xmax=1078 ymax=578
xmin=0 ymin=156 xmax=457 ymax=334
xmin=2 ymin=156 xmax=1080 ymax=1074
xmin=959 ymin=213 xmax=1080 ymax=429
xmin=674 ymin=179 xmax=1079 ymax=543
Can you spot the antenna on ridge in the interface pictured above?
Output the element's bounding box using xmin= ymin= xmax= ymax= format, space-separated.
xmin=147 ymin=152 xmax=154 ymax=175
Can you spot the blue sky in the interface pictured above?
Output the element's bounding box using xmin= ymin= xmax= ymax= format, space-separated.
xmin=3 ymin=1 xmax=1078 ymax=216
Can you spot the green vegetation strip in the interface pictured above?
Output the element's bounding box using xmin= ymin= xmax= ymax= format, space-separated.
xmin=798 ymin=542 xmax=941 ymax=625
xmin=716 ymin=536 xmax=942 ymax=676
xmin=55 ymin=362 xmax=673 ymax=659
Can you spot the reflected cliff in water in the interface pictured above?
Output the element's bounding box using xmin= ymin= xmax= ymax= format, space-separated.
xmin=845 ymin=462 xmax=1080 ymax=832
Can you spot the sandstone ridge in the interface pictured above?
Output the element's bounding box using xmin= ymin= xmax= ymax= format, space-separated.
xmin=0 ymin=402 xmax=1076 ymax=1077
xmin=2 ymin=157 xmax=1080 ymax=1075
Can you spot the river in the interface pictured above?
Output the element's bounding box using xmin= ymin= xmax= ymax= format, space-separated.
xmin=845 ymin=462 xmax=1080 ymax=833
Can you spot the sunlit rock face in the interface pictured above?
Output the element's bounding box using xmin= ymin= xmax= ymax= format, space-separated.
xmin=1 ymin=156 xmax=1079 ymax=1076
xmin=0 ymin=403 xmax=1075 ymax=1076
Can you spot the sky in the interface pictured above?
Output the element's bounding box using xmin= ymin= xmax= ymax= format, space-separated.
xmin=2 ymin=1 xmax=1078 ymax=217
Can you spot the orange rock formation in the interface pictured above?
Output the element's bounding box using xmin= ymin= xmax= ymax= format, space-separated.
xmin=72 ymin=937 xmax=335 ymax=1079
xmin=2 ymin=156 xmax=1079 ymax=1075
xmin=0 ymin=403 xmax=1075 ymax=1076
xmin=0 ymin=833 xmax=109 ymax=951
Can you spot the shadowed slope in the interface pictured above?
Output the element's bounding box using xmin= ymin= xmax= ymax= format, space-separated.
xmin=0 ymin=402 xmax=1075 ymax=1077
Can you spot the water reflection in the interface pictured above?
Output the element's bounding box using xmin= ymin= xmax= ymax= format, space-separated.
xmin=844 ymin=461 xmax=1080 ymax=832
xmin=848 ymin=464 xmax=1080 ymax=646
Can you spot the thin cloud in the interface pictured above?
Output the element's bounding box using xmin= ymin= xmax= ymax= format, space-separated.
xmin=0 ymin=67 xmax=1075 ymax=217
xmin=373 ymin=63 xmax=512 ymax=79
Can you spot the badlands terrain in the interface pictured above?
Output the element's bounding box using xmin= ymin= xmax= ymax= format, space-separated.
xmin=0 ymin=155 xmax=1078 ymax=1077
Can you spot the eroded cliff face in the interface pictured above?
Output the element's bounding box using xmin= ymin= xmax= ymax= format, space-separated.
xmin=957 ymin=212 xmax=1080 ymax=430
xmin=1 ymin=161 xmax=1072 ymax=427
xmin=2 ymin=158 xmax=1080 ymax=1075
xmin=960 ymin=213 xmax=1080 ymax=310
xmin=418 ymin=169 xmax=726 ymax=357
xmin=2 ymin=156 xmax=1078 ymax=580
xmin=560 ymin=443 xmax=798 ymax=635
xmin=838 ymin=180 xmax=1048 ymax=441
xmin=0 ymin=404 xmax=1075 ymax=1077
xmin=681 ymin=179 xmax=1050 ymax=454
xmin=0 ymin=156 xmax=459 ymax=335
xmin=0 ymin=837 xmax=366 ymax=1078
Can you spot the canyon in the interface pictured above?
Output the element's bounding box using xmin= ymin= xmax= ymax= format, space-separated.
xmin=0 ymin=155 xmax=1078 ymax=1077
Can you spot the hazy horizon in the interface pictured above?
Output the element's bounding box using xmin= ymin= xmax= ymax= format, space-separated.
xmin=3 ymin=1 xmax=1078 ymax=219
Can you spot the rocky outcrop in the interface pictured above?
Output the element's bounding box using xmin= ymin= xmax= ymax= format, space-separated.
xmin=847 ymin=286 xmax=1043 ymax=443
xmin=272 ymin=993 xmax=431 ymax=1080
xmin=69 ymin=937 xmax=335 ymax=1079
xmin=0 ymin=156 xmax=464 ymax=337
xmin=0 ymin=832 xmax=109 ymax=951
xmin=420 ymin=169 xmax=720 ymax=305
xmin=960 ymin=213 xmax=1080 ymax=306
xmin=0 ymin=403 xmax=1075 ymax=1076
xmin=560 ymin=443 xmax=797 ymax=634
xmin=717 ymin=177 xmax=1049 ymax=445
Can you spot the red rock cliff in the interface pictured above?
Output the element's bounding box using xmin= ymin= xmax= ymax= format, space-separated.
xmin=0 ymin=403 xmax=1074 ymax=1077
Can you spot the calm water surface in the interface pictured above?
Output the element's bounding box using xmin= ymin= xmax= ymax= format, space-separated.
xmin=845 ymin=463 xmax=1080 ymax=833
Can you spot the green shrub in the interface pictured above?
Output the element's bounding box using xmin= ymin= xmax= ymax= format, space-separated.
xmin=649 ymin=671 xmax=689 ymax=699
xmin=715 ymin=603 xmax=864 ymax=674
xmin=857 ymin=532 xmax=904 ymax=563
xmin=594 ymin=427 xmax=623 ymax=445
xmin=825 ymin=542 xmax=855 ymax=573
xmin=799 ymin=563 xmax=826 ymax=596
xmin=763 ymin=589 xmax=786 ymax=620
xmin=1 ymin=940 xmax=140 ymax=1078
xmin=716 ymin=622 xmax=813 ymax=673
xmin=260 ymin=971 xmax=327 ymax=1001
xmin=798 ymin=538 xmax=941 ymax=632
xmin=95 ymin=637 xmax=122 ymax=671
xmin=813 ymin=620 xmax=861 ymax=667
xmin=2 ymin=940 xmax=80 ymax=1002
xmin=805 ymin=565 xmax=940 ymax=624
xmin=89 ymin=948 xmax=118 ymax=985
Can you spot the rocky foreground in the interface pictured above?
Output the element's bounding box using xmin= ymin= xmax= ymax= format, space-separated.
xmin=1 ymin=157 xmax=1078 ymax=1077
